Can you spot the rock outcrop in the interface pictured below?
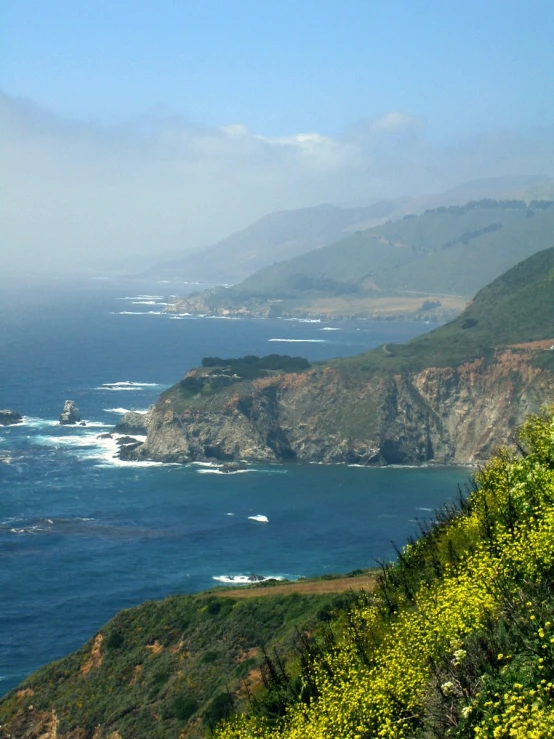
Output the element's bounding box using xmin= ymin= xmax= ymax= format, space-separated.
xmin=114 ymin=409 xmax=151 ymax=435
xmin=0 ymin=409 xmax=22 ymax=426
xmin=59 ymin=400 xmax=81 ymax=425
xmin=124 ymin=347 xmax=553 ymax=467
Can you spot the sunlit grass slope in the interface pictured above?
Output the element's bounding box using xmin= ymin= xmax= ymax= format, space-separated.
xmin=332 ymin=245 xmax=554 ymax=375
xmin=217 ymin=407 xmax=554 ymax=738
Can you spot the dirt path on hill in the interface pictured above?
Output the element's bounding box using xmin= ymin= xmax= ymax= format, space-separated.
xmin=213 ymin=573 xmax=377 ymax=598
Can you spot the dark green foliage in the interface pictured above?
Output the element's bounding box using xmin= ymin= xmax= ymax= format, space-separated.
xmin=171 ymin=694 xmax=199 ymax=721
xmin=204 ymin=692 xmax=234 ymax=727
xmin=0 ymin=590 xmax=347 ymax=739
xmin=201 ymin=354 xmax=310 ymax=375
xmin=533 ymin=348 xmax=554 ymax=371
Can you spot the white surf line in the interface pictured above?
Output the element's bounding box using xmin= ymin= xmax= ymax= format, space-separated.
xmin=268 ymin=338 xmax=326 ymax=343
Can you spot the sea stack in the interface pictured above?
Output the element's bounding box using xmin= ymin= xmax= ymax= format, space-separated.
xmin=59 ymin=400 xmax=81 ymax=425
xmin=0 ymin=410 xmax=22 ymax=426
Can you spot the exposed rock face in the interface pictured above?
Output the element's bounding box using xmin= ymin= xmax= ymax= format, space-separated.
xmin=0 ymin=410 xmax=22 ymax=426
xmin=59 ymin=400 xmax=81 ymax=425
xmin=114 ymin=409 xmax=151 ymax=435
xmin=129 ymin=348 xmax=553 ymax=467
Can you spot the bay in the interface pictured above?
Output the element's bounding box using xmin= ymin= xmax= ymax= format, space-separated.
xmin=0 ymin=277 xmax=469 ymax=695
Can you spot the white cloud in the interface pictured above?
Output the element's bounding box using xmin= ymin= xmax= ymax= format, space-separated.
xmin=1 ymin=91 xmax=553 ymax=275
xmin=369 ymin=112 xmax=424 ymax=131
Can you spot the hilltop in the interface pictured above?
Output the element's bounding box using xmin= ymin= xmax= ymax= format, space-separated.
xmin=140 ymin=201 xmax=404 ymax=285
xmin=142 ymin=176 xmax=554 ymax=289
xmin=0 ymin=577 xmax=365 ymax=738
xmin=167 ymin=199 xmax=554 ymax=320
xmin=122 ymin=248 xmax=554 ymax=467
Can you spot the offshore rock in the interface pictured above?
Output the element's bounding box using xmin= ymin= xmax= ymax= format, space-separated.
xmin=59 ymin=401 xmax=81 ymax=425
xmin=0 ymin=410 xmax=22 ymax=426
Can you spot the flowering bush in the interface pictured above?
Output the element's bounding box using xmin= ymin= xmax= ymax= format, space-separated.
xmin=217 ymin=407 xmax=554 ymax=738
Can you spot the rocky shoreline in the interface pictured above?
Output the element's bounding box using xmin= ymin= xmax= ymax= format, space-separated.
xmin=113 ymin=346 xmax=553 ymax=468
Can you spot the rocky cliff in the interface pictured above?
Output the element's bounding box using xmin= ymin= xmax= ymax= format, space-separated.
xmin=121 ymin=248 xmax=554 ymax=468
xmin=120 ymin=344 xmax=553 ymax=467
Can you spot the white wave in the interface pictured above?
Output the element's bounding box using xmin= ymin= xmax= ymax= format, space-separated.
xmin=112 ymin=310 xmax=163 ymax=315
xmin=248 ymin=514 xmax=269 ymax=523
xmin=416 ymin=507 xmax=434 ymax=512
xmin=192 ymin=461 xmax=221 ymax=467
xmin=284 ymin=318 xmax=321 ymax=323
xmin=196 ymin=468 xmax=255 ymax=475
xmin=96 ymin=381 xmax=160 ymax=392
xmin=203 ymin=315 xmax=241 ymax=320
xmin=212 ymin=574 xmax=284 ymax=585
xmin=20 ymin=417 xmax=59 ymax=428
xmin=320 ymin=327 xmax=342 ymax=331
xmin=225 ymin=512 xmax=235 ymax=516
xmin=131 ymin=301 xmax=169 ymax=306
xmin=268 ymin=338 xmax=326 ymax=343
xmin=97 ymin=457 xmax=175 ymax=468
xmin=35 ymin=433 xmax=103 ymax=448
xmin=103 ymin=407 xmax=149 ymax=414
xmin=118 ymin=295 xmax=164 ymax=300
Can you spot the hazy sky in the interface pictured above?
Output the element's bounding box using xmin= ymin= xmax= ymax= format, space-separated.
xmin=2 ymin=0 xmax=554 ymax=273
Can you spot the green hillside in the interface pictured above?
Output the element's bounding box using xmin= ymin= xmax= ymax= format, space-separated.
xmin=214 ymin=408 xmax=554 ymax=739
xmin=0 ymin=584 xmax=357 ymax=738
xmin=234 ymin=200 xmax=554 ymax=299
xmin=5 ymin=410 xmax=554 ymax=738
xmin=141 ymin=201 xmax=402 ymax=285
xmin=334 ymin=246 xmax=554 ymax=374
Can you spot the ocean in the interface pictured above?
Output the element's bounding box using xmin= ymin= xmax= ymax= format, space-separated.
xmin=0 ymin=276 xmax=470 ymax=695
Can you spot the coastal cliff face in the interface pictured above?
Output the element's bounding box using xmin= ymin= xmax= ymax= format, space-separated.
xmin=122 ymin=347 xmax=553 ymax=467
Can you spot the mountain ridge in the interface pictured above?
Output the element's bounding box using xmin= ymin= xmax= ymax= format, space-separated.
xmin=166 ymin=198 xmax=554 ymax=321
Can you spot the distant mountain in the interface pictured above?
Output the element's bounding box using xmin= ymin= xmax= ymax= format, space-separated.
xmin=167 ymin=198 xmax=554 ymax=320
xmin=142 ymin=176 xmax=554 ymax=285
xmin=140 ymin=201 xmax=404 ymax=284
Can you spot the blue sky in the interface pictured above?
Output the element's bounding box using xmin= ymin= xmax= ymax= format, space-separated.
xmin=2 ymin=1 xmax=554 ymax=272
xmin=2 ymin=0 xmax=553 ymax=139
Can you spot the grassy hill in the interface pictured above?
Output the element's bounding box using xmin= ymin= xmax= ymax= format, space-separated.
xmin=331 ymin=245 xmax=554 ymax=376
xmin=0 ymin=582 xmax=363 ymax=738
xmin=234 ymin=200 xmax=554 ymax=299
xmin=214 ymin=408 xmax=554 ymax=738
xmin=165 ymin=198 xmax=554 ymax=321
xmin=143 ymin=177 xmax=554 ymax=288
xmin=141 ymin=201 xmax=403 ymax=285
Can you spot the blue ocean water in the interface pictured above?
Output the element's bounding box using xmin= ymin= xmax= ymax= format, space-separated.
xmin=0 ymin=277 xmax=470 ymax=695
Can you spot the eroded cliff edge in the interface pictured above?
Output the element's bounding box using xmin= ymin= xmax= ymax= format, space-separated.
xmin=121 ymin=247 xmax=554 ymax=468
xmin=120 ymin=346 xmax=552 ymax=467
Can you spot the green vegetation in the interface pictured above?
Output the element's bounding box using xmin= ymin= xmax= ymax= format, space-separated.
xmin=141 ymin=201 xmax=403 ymax=285
xmin=178 ymin=355 xmax=311 ymax=397
xmin=177 ymin=200 xmax=554 ymax=321
xmin=6 ymin=407 xmax=554 ymax=738
xmin=201 ymin=355 xmax=310 ymax=375
xmin=0 ymin=589 xmax=355 ymax=738
xmin=216 ymin=407 xmax=554 ymax=738
xmin=331 ymin=246 xmax=554 ymax=375
xmin=234 ymin=199 xmax=554 ymax=299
